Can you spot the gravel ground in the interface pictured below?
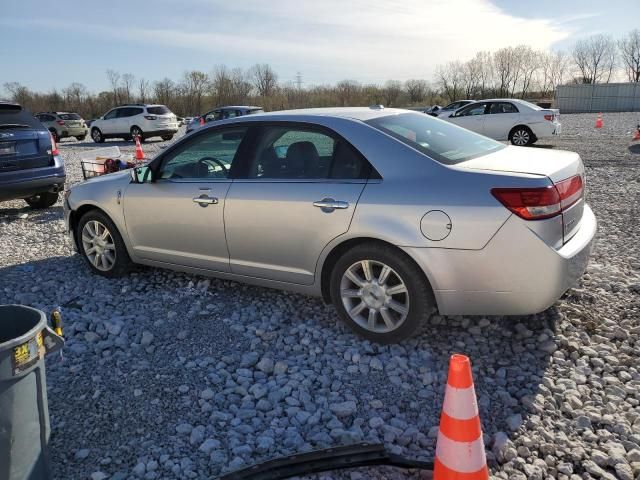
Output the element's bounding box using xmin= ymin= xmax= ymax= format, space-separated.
xmin=1 ymin=113 xmax=639 ymax=480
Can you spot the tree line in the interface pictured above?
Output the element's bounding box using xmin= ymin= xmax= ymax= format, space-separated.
xmin=3 ymin=30 xmax=639 ymax=118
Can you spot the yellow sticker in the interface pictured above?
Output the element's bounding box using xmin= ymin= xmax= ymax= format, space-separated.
xmin=12 ymin=335 xmax=42 ymax=375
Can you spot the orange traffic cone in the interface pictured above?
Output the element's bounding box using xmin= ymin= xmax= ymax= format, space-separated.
xmin=633 ymin=125 xmax=640 ymax=141
xmin=134 ymin=136 xmax=145 ymax=161
xmin=595 ymin=113 xmax=603 ymax=129
xmin=434 ymin=354 xmax=488 ymax=480
xmin=199 ymin=116 xmax=205 ymax=126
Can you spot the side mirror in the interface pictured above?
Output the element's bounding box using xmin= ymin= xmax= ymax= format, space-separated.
xmin=130 ymin=165 xmax=152 ymax=184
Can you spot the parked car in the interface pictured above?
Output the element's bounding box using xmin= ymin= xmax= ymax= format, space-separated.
xmin=34 ymin=111 xmax=89 ymax=143
xmin=185 ymin=106 xmax=264 ymax=134
xmin=176 ymin=117 xmax=184 ymax=127
xmin=90 ymin=104 xmax=179 ymax=143
xmin=0 ymin=101 xmax=65 ymax=208
xmin=430 ymin=100 xmax=474 ymax=118
xmin=444 ymin=99 xmax=561 ymax=146
xmin=64 ymin=107 xmax=595 ymax=343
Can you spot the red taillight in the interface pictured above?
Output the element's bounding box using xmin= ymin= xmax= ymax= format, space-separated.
xmin=144 ymin=115 xmax=157 ymax=120
xmin=50 ymin=133 xmax=59 ymax=156
xmin=492 ymin=175 xmax=583 ymax=220
xmin=544 ymin=114 xmax=554 ymax=121
xmin=56 ymin=120 xmax=65 ymax=125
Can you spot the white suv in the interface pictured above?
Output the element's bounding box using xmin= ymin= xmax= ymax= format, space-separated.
xmin=90 ymin=104 xmax=179 ymax=143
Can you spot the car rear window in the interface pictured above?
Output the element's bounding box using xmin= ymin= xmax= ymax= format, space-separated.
xmin=147 ymin=106 xmax=171 ymax=115
xmin=0 ymin=104 xmax=42 ymax=129
xmin=365 ymin=112 xmax=505 ymax=165
xmin=59 ymin=113 xmax=82 ymax=120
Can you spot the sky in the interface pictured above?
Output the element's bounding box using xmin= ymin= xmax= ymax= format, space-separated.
xmin=1 ymin=0 xmax=638 ymax=93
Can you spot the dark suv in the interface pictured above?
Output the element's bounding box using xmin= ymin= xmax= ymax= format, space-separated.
xmin=0 ymin=102 xmax=65 ymax=208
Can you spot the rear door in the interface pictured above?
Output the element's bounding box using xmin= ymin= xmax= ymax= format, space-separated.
xmin=224 ymin=123 xmax=371 ymax=285
xmin=484 ymin=102 xmax=521 ymax=140
xmin=120 ymin=107 xmax=143 ymax=134
xmin=447 ymin=102 xmax=489 ymax=134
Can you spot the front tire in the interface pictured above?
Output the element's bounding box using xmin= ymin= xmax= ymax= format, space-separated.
xmin=25 ymin=192 xmax=59 ymax=209
xmin=330 ymin=243 xmax=435 ymax=344
xmin=161 ymin=134 xmax=174 ymax=141
xmin=91 ymin=128 xmax=105 ymax=143
xmin=77 ymin=210 xmax=132 ymax=278
xmin=509 ymin=126 xmax=534 ymax=146
xmin=76 ymin=135 xmax=86 ymax=141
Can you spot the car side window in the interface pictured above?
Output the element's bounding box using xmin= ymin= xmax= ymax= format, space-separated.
xmin=458 ymin=103 xmax=487 ymax=116
xmin=131 ymin=107 xmax=144 ymax=116
xmin=158 ymin=127 xmax=247 ymax=180
xmin=490 ymin=102 xmax=519 ymax=114
xmin=222 ymin=110 xmax=237 ymax=119
xmin=104 ymin=109 xmax=118 ymax=120
xmin=205 ymin=110 xmax=222 ymax=122
xmin=249 ymin=126 xmax=369 ymax=180
xmin=117 ymin=108 xmax=134 ymax=118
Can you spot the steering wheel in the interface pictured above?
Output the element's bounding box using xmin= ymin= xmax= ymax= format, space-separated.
xmin=197 ymin=157 xmax=229 ymax=178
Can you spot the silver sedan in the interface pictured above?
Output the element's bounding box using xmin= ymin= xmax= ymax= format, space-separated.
xmin=64 ymin=107 xmax=596 ymax=343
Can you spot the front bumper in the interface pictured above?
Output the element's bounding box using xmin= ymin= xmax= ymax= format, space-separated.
xmin=404 ymin=204 xmax=596 ymax=316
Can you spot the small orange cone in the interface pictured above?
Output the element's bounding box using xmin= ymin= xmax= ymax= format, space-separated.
xmin=595 ymin=113 xmax=603 ymax=129
xmin=633 ymin=125 xmax=640 ymax=141
xmin=434 ymin=354 xmax=488 ymax=480
xmin=134 ymin=136 xmax=145 ymax=161
xmin=199 ymin=116 xmax=205 ymax=126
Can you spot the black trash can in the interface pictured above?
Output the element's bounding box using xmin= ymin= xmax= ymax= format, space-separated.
xmin=0 ymin=305 xmax=64 ymax=480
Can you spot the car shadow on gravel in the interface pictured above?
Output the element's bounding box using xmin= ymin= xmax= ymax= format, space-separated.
xmin=0 ymin=255 xmax=558 ymax=477
xmin=628 ymin=143 xmax=640 ymax=154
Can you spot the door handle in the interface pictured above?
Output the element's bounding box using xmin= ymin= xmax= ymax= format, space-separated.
xmin=193 ymin=195 xmax=218 ymax=207
xmin=313 ymin=198 xmax=349 ymax=212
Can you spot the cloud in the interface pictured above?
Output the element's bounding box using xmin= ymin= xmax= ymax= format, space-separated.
xmin=0 ymin=0 xmax=572 ymax=84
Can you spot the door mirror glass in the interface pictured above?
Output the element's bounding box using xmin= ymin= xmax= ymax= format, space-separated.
xmin=131 ymin=165 xmax=152 ymax=184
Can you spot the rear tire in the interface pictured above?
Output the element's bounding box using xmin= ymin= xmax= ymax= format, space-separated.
xmin=91 ymin=128 xmax=105 ymax=143
xmin=77 ymin=210 xmax=132 ymax=278
xmin=25 ymin=192 xmax=59 ymax=209
xmin=509 ymin=126 xmax=534 ymax=146
xmin=161 ymin=134 xmax=174 ymax=141
xmin=130 ymin=126 xmax=145 ymax=142
xmin=329 ymin=242 xmax=435 ymax=344
xmin=76 ymin=135 xmax=86 ymax=141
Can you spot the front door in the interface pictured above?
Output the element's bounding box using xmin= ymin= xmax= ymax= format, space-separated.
xmin=447 ymin=102 xmax=488 ymax=135
xmin=225 ymin=124 xmax=371 ymax=285
xmin=123 ymin=126 xmax=249 ymax=272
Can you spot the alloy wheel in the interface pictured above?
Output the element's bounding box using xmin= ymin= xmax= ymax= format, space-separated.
xmin=512 ymin=129 xmax=530 ymax=146
xmin=81 ymin=220 xmax=116 ymax=271
xmin=340 ymin=259 xmax=410 ymax=333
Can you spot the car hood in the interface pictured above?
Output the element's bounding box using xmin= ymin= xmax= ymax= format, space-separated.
xmin=77 ymin=169 xmax=131 ymax=187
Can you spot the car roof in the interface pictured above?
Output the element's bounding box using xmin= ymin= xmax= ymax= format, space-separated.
xmin=253 ymin=107 xmax=413 ymax=122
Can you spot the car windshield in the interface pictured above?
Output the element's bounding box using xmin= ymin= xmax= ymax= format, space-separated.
xmin=147 ymin=106 xmax=171 ymax=115
xmin=365 ymin=112 xmax=505 ymax=164
xmin=58 ymin=113 xmax=82 ymax=120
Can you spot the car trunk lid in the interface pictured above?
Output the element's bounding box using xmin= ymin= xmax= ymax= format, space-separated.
xmin=456 ymin=145 xmax=585 ymax=244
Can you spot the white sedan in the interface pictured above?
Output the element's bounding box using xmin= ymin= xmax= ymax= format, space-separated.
xmin=443 ymin=99 xmax=561 ymax=146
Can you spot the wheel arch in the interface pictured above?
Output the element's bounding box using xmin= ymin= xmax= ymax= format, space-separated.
xmin=318 ymin=236 xmax=438 ymax=309
xmin=69 ymin=204 xmax=125 ymax=251
xmin=508 ymin=124 xmax=533 ymax=139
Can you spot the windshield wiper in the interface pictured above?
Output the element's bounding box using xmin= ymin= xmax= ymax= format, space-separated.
xmin=0 ymin=124 xmax=30 ymax=129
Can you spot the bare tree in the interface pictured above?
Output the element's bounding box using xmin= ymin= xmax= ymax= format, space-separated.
xmin=106 ymin=69 xmax=121 ymax=104
xmin=230 ymin=68 xmax=252 ymax=104
xmin=462 ymin=58 xmax=482 ymax=98
xmin=473 ymin=51 xmax=494 ymax=97
xmin=153 ymin=78 xmax=175 ymax=108
xmin=180 ymin=70 xmax=209 ymax=114
xmin=249 ymin=64 xmax=278 ymax=98
xmin=405 ymin=79 xmax=429 ymax=104
xmin=435 ymin=62 xmax=463 ymax=102
xmin=121 ymin=73 xmax=135 ymax=103
xmin=335 ymin=80 xmax=361 ymax=106
xmin=540 ymin=51 xmax=571 ymax=96
xmin=138 ymin=78 xmax=150 ymax=103
xmin=493 ymin=47 xmax=521 ymax=97
xmin=63 ymin=83 xmax=88 ymax=112
xmin=619 ymin=29 xmax=640 ymax=82
xmin=210 ymin=65 xmax=233 ymax=105
xmin=3 ymin=82 xmax=31 ymax=105
xmin=572 ymin=34 xmax=617 ymax=84
xmin=382 ymin=80 xmax=402 ymax=106
xmin=517 ymin=46 xmax=541 ymax=98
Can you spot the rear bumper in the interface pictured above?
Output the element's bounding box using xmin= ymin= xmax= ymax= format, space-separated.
xmin=530 ymin=121 xmax=561 ymax=139
xmin=144 ymin=128 xmax=178 ymax=137
xmin=60 ymin=127 xmax=88 ymax=138
xmin=0 ymin=162 xmax=66 ymax=202
xmin=404 ymin=204 xmax=596 ymax=316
